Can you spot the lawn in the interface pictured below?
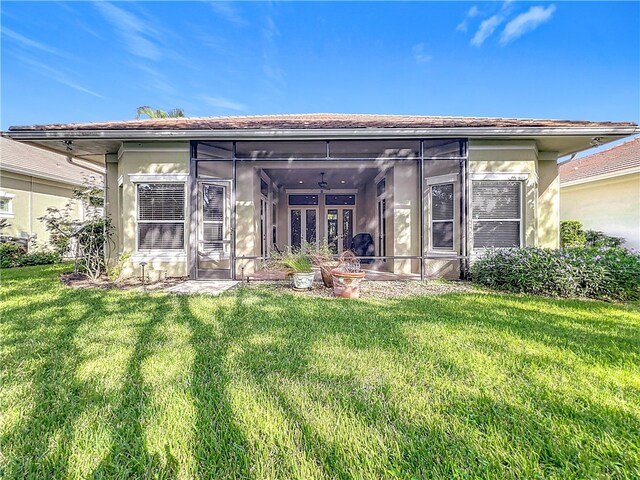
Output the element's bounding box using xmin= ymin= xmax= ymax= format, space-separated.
xmin=1 ymin=264 xmax=639 ymax=479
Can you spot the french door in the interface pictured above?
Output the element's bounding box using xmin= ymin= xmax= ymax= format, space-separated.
xmin=326 ymin=207 xmax=355 ymax=254
xmin=197 ymin=182 xmax=232 ymax=279
xmin=289 ymin=208 xmax=318 ymax=249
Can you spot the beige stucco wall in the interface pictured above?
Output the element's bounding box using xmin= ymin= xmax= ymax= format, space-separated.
xmin=561 ymin=172 xmax=640 ymax=250
xmin=117 ymin=142 xmax=190 ymax=277
xmin=0 ymin=170 xmax=82 ymax=249
xmin=537 ymin=153 xmax=560 ymax=248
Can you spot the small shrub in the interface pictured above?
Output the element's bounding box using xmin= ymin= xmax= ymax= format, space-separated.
xmin=560 ymin=220 xmax=586 ymax=247
xmin=0 ymin=242 xmax=26 ymax=268
xmin=107 ymin=251 xmax=131 ymax=282
xmin=585 ymin=230 xmax=624 ymax=249
xmin=17 ymin=251 xmax=60 ymax=267
xmin=0 ymin=242 xmax=59 ymax=268
xmin=471 ymin=246 xmax=640 ymax=301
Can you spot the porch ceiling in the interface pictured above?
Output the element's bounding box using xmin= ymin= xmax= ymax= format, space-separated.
xmin=264 ymin=167 xmax=379 ymax=189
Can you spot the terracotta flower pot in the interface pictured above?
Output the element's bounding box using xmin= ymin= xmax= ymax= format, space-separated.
xmin=331 ymin=270 xmax=366 ymax=298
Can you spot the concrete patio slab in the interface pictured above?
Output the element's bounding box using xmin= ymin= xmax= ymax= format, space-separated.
xmin=164 ymin=280 xmax=240 ymax=295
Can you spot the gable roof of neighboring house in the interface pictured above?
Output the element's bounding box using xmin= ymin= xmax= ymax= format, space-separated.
xmin=0 ymin=136 xmax=103 ymax=187
xmin=559 ymin=136 xmax=640 ymax=185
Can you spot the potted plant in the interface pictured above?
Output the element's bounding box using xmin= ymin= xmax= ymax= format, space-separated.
xmin=263 ymin=247 xmax=316 ymax=290
xmin=331 ymin=251 xmax=366 ymax=298
xmin=309 ymin=242 xmax=338 ymax=288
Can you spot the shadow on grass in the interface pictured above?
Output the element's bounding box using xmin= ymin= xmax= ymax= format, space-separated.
xmin=2 ymin=266 xmax=639 ymax=478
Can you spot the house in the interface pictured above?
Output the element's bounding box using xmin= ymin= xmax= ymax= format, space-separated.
xmin=560 ymin=137 xmax=640 ymax=250
xmin=0 ymin=136 xmax=104 ymax=249
xmin=4 ymin=114 xmax=637 ymax=279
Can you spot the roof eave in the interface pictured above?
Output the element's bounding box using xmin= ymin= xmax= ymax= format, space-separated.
xmin=4 ymin=125 xmax=639 ymax=141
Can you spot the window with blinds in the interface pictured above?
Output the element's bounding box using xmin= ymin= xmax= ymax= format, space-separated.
xmin=137 ymin=183 xmax=185 ymax=250
xmin=472 ymin=180 xmax=522 ymax=248
xmin=430 ymin=183 xmax=455 ymax=250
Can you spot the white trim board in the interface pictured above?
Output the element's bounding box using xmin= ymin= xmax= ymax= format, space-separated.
xmin=129 ymin=173 xmax=189 ymax=183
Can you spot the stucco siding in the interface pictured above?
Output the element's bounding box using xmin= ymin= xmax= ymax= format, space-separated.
xmin=0 ymin=170 xmax=81 ymax=248
xmin=118 ymin=142 xmax=190 ymax=277
xmin=561 ymin=173 xmax=640 ymax=250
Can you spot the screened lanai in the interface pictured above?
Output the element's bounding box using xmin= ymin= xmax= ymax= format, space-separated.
xmin=190 ymin=138 xmax=469 ymax=280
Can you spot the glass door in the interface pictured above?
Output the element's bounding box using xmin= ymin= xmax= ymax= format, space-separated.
xmin=326 ymin=207 xmax=354 ymax=254
xmin=197 ymin=182 xmax=232 ymax=279
xmin=289 ymin=208 xmax=318 ymax=249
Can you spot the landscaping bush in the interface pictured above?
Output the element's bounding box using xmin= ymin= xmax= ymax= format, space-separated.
xmin=560 ymin=220 xmax=586 ymax=247
xmin=585 ymin=229 xmax=624 ymax=249
xmin=471 ymin=246 xmax=640 ymax=301
xmin=0 ymin=242 xmax=26 ymax=268
xmin=17 ymin=251 xmax=60 ymax=267
xmin=0 ymin=242 xmax=59 ymax=268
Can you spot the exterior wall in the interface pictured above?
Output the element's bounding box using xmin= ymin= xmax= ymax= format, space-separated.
xmin=561 ymin=172 xmax=640 ymax=250
xmin=423 ymin=159 xmax=461 ymax=279
xmin=109 ymin=138 xmax=562 ymax=280
xmin=468 ymin=139 xmax=538 ymax=248
xmin=391 ymin=162 xmax=420 ymax=274
xmin=117 ymin=141 xmax=190 ymax=278
xmin=537 ymin=152 xmax=560 ymax=248
xmin=0 ymin=170 xmax=82 ymax=248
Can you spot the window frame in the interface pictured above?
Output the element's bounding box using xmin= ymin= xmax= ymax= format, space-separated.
xmin=135 ymin=182 xmax=187 ymax=253
xmin=426 ymin=174 xmax=457 ymax=255
xmin=470 ymin=174 xmax=526 ymax=251
xmin=0 ymin=191 xmax=15 ymax=218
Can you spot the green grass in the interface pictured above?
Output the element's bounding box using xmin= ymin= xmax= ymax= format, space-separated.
xmin=1 ymin=264 xmax=639 ymax=479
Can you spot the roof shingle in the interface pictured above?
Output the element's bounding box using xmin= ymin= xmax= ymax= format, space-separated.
xmin=0 ymin=136 xmax=103 ymax=186
xmin=8 ymin=113 xmax=637 ymax=132
xmin=559 ymin=137 xmax=640 ymax=184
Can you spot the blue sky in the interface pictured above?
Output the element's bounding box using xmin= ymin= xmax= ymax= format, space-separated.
xmin=1 ymin=1 xmax=639 ymax=131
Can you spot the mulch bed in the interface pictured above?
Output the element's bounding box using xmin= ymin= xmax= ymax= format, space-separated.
xmin=60 ymin=272 xmax=188 ymax=291
xmin=244 ymin=279 xmax=475 ymax=299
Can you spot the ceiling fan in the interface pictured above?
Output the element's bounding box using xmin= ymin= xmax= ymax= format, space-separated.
xmin=317 ymin=172 xmax=331 ymax=190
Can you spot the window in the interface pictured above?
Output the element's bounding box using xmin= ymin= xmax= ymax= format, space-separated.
xmin=376 ymin=179 xmax=386 ymax=197
xmin=325 ymin=194 xmax=355 ymax=205
xmin=288 ymin=194 xmax=318 ymax=206
xmin=430 ymin=183 xmax=455 ymax=250
xmin=472 ymin=180 xmax=522 ymax=248
xmin=0 ymin=192 xmax=15 ymax=217
xmin=137 ymin=183 xmax=185 ymax=250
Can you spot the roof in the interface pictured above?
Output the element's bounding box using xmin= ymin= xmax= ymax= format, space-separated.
xmin=0 ymin=136 xmax=103 ymax=187
xmin=8 ymin=113 xmax=637 ymax=131
xmin=559 ymin=136 xmax=640 ymax=185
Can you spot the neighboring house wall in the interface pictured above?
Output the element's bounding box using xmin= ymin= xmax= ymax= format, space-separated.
xmin=561 ymin=172 xmax=640 ymax=250
xmin=0 ymin=170 xmax=82 ymax=248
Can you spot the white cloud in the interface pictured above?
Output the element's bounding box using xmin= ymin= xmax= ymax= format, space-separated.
xmin=412 ymin=43 xmax=432 ymax=64
xmin=2 ymin=28 xmax=76 ymax=59
xmin=471 ymin=15 xmax=504 ymax=46
xmin=500 ymin=5 xmax=556 ymax=45
xmin=456 ymin=5 xmax=480 ymax=32
xmin=202 ymin=96 xmax=246 ymax=112
xmin=94 ymin=2 xmax=162 ymax=60
xmin=13 ymin=54 xmax=104 ymax=98
xmin=209 ymin=1 xmax=248 ymax=27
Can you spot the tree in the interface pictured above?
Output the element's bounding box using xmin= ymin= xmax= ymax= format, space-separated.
xmin=136 ymin=106 xmax=185 ymax=119
xmin=39 ymin=178 xmax=113 ymax=280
